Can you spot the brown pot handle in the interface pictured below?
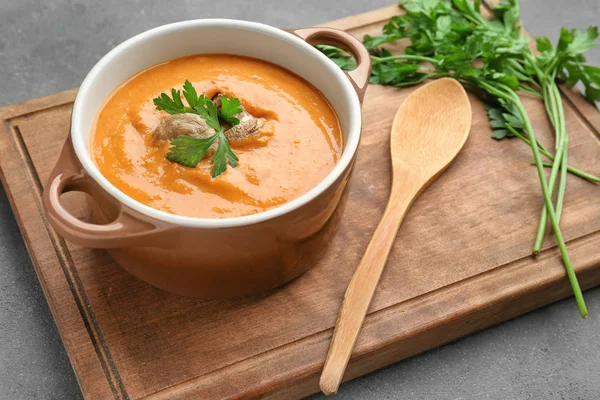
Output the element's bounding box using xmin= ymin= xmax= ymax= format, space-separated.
xmin=289 ymin=27 xmax=372 ymax=102
xmin=43 ymin=138 xmax=168 ymax=248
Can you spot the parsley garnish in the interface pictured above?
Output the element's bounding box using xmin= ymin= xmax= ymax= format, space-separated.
xmin=165 ymin=135 xmax=219 ymax=168
xmin=153 ymin=80 xmax=243 ymax=178
xmin=218 ymin=96 xmax=243 ymax=126
xmin=153 ymin=88 xmax=189 ymax=115
xmin=316 ymin=45 xmax=357 ymax=70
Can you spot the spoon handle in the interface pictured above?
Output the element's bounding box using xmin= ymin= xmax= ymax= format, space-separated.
xmin=320 ymin=174 xmax=420 ymax=395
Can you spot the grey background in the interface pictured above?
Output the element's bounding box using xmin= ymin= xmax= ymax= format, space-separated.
xmin=1 ymin=0 xmax=599 ymax=399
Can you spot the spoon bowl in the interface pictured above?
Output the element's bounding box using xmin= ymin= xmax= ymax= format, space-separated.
xmin=391 ymin=78 xmax=472 ymax=180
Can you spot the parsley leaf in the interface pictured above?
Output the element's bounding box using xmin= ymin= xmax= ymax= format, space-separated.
xmin=363 ymin=34 xmax=399 ymax=50
xmin=153 ymin=88 xmax=188 ymax=114
xmin=484 ymin=102 xmax=524 ymax=140
xmin=370 ymin=62 xmax=426 ymax=86
xmin=533 ymin=26 xmax=600 ymax=104
xmin=211 ymin=131 xmax=239 ymax=178
xmin=316 ymin=45 xmax=357 ymax=70
xmin=166 ymin=128 xmax=238 ymax=178
xmin=218 ymin=96 xmax=243 ymax=126
xmin=166 ymin=134 xmax=219 ymax=168
xmin=192 ymin=94 xmax=221 ymax=130
xmin=182 ymin=80 xmax=201 ymax=109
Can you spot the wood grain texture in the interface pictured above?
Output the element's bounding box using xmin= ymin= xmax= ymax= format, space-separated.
xmin=0 ymin=5 xmax=599 ymax=400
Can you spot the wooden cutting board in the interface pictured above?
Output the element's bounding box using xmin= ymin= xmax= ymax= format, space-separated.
xmin=1 ymin=3 xmax=600 ymax=400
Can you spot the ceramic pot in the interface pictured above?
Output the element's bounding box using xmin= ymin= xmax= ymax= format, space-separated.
xmin=43 ymin=20 xmax=371 ymax=298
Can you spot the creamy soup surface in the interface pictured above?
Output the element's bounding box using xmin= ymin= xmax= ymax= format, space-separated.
xmin=92 ymin=54 xmax=343 ymax=218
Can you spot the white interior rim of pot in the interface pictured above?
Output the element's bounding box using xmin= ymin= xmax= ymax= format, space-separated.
xmin=71 ymin=19 xmax=362 ymax=229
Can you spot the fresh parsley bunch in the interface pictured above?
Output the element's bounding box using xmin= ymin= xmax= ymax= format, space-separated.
xmin=318 ymin=0 xmax=600 ymax=316
xmin=153 ymin=80 xmax=242 ymax=178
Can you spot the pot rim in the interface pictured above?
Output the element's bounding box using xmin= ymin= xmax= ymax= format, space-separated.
xmin=71 ymin=19 xmax=362 ymax=228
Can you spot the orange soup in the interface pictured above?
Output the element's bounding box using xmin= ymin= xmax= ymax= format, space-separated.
xmin=91 ymin=54 xmax=343 ymax=218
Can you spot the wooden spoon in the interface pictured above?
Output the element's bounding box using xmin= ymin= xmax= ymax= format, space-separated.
xmin=319 ymin=78 xmax=472 ymax=395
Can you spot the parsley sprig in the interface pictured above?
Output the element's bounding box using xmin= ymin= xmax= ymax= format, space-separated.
xmin=319 ymin=0 xmax=600 ymax=317
xmin=153 ymin=80 xmax=242 ymax=178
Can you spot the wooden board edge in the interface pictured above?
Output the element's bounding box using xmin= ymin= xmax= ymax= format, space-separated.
xmin=144 ymin=231 xmax=600 ymax=400
xmin=0 ymin=88 xmax=77 ymax=121
xmin=560 ymin=88 xmax=600 ymax=142
xmin=0 ymin=119 xmax=121 ymax=400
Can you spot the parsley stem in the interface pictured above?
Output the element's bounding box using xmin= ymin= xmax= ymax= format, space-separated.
xmin=532 ymin=148 xmax=565 ymax=254
xmin=390 ymin=72 xmax=446 ymax=87
xmin=533 ymin=81 xmax=561 ymax=254
xmin=558 ymin=138 xmax=568 ymax=217
xmin=539 ymin=162 xmax=599 ymax=182
xmin=533 ymin=81 xmax=569 ymax=254
xmin=510 ymin=59 xmax=542 ymax=91
xmin=519 ymin=85 xmax=543 ymax=99
xmin=482 ymin=82 xmax=587 ymax=315
xmin=552 ymin=82 xmax=568 ymax=221
xmin=507 ymin=123 xmax=599 ymax=182
xmin=371 ymin=55 xmax=440 ymax=65
xmin=524 ymin=53 xmax=545 ymax=83
xmin=514 ymin=97 xmax=588 ymax=317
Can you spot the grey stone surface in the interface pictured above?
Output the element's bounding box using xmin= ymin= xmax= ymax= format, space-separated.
xmin=0 ymin=1 xmax=599 ymax=399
